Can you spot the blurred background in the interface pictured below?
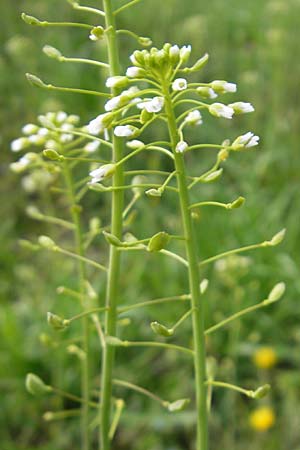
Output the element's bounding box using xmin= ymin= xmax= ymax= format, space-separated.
xmin=1 ymin=0 xmax=300 ymax=449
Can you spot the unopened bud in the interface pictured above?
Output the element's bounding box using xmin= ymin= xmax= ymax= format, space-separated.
xmin=26 ymin=73 xmax=45 ymax=88
xmin=200 ymin=278 xmax=209 ymax=294
xmin=185 ymin=53 xmax=209 ymax=73
xmin=269 ymin=228 xmax=286 ymax=246
xmin=43 ymin=45 xmax=62 ymax=59
xmin=106 ymin=336 xmax=123 ymax=347
xmin=147 ymin=231 xmax=170 ymax=252
xmin=151 ymin=321 xmax=174 ymax=337
xmin=266 ymin=282 xmax=285 ymax=304
xmin=145 ymin=188 xmax=162 ymax=197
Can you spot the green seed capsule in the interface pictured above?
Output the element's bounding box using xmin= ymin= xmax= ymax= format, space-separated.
xmin=167 ymin=398 xmax=190 ymax=412
xmin=147 ymin=231 xmax=170 ymax=252
xmin=25 ymin=373 xmax=51 ymax=396
xmin=102 ymin=231 xmax=122 ymax=247
xmin=151 ymin=321 xmax=174 ymax=337
xmin=47 ymin=312 xmax=70 ymax=331
xmin=253 ymin=384 xmax=271 ymax=399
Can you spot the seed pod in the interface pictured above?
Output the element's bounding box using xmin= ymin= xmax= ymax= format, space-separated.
xmin=43 ymin=149 xmax=64 ymax=161
xmin=147 ymin=231 xmax=170 ymax=252
xmin=21 ymin=13 xmax=41 ymax=26
xmin=25 ymin=373 xmax=51 ymax=396
xmin=106 ymin=336 xmax=123 ymax=347
xmin=167 ymin=398 xmax=190 ymax=412
xmin=151 ymin=321 xmax=174 ymax=337
xmin=102 ymin=231 xmax=123 ymax=247
xmin=43 ymin=45 xmax=62 ymax=60
xmin=202 ymin=169 xmax=223 ymax=183
xmin=252 ymin=384 xmax=271 ymax=399
xmin=47 ymin=312 xmax=70 ymax=331
xmin=38 ymin=235 xmax=57 ymax=250
xmin=230 ymin=196 xmax=245 ymax=209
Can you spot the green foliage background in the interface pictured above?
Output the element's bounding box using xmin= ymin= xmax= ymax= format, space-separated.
xmin=1 ymin=0 xmax=300 ymax=449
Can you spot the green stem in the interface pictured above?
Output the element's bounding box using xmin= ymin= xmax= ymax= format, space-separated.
xmin=199 ymin=242 xmax=267 ymax=267
xmin=163 ymin=85 xmax=208 ymax=450
xmin=63 ymin=162 xmax=90 ymax=450
xmin=100 ymin=2 xmax=124 ymax=450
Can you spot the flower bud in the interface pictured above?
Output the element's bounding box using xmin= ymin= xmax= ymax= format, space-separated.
xmin=269 ymin=228 xmax=286 ymax=246
xmin=21 ymin=13 xmax=41 ymax=26
xmin=200 ymin=278 xmax=209 ymax=294
xmin=126 ymin=140 xmax=144 ymax=150
xmin=196 ymin=87 xmax=217 ymax=99
xmin=266 ymin=282 xmax=285 ymax=304
xmin=26 ymin=73 xmax=45 ymax=88
xmin=43 ymin=149 xmax=64 ymax=161
xmin=43 ymin=45 xmax=62 ymax=60
xmin=26 ymin=205 xmax=43 ymax=219
xmin=151 ymin=321 xmax=174 ymax=337
xmin=89 ymin=164 xmax=116 ymax=184
xmin=106 ymin=76 xmax=129 ymax=89
xmin=11 ymin=137 xmax=30 ymax=152
xmin=179 ymin=45 xmax=192 ymax=64
xmin=147 ymin=231 xmax=170 ymax=252
xmin=167 ymin=398 xmax=190 ymax=412
xmin=25 ymin=373 xmax=51 ymax=396
xmin=47 ymin=312 xmax=70 ymax=331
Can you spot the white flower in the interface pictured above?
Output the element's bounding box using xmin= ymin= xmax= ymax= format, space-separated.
xmin=89 ymin=164 xmax=116 ymax=184
xmin=87 ymin=113 xmax=112 ymax=135
xmin=211 ymin=80 xmax=237 ymax=94
xmin=229 ymin=102 xmax=255 ymax=114
xmin=105 ymin=96 xmax=122 ymax=112
xmin=185 ymin=110 xmax=203 ymax=126
xmin=180 ymin=45 xmax=192 ymax=62
xmin=22 ymin=124 xmax=38 ymax=135
xmin=197 ymin=87 xmax=218 ymax=99
xmin=169 ymin=45 xmax=180 ymax=58
xmin=60 ymin=134 xmax=73 ymax=143
xmin=114 ymin=125 xmax=137 ymax=137
xmin=172 ymin=78 xmax=188 ymax=91
xmin=106 ymin=76 xmax=128 ymax=89
xmin=28 ymin=134 xmax=46 ymax=145
xmin=209 ymin=103 xmax=234 ymax=119
xmin=126 ymin=67 xmax=144 ymax=78
xmin=105 ymin=87 xmax=140 ymax=112
xmin=61 ymin=123 xmax=74 ymax=132
xmin=84 ymin=140 xmax=100 ymax=153
xmin=137 ymin=97 xmax=164 ymax=113
xmin=56 ymin=111 xmax=67 ymax=123
xmin=232 ymin=131 xmax=260 ymax=149
xmin=11 ymin=137 xmax=30 ymax=152
xmin=10 ymin=156 xmax=30 ymax=173
xmin=175 ymin=141 xmax=189 ymax=153
xmin=126 ymin=140 xmax=144 ymax=149
xmin=45 ymin=139 xmax=58 ymax=149
xmin=37 ymin=127 xmax=49 ymax=137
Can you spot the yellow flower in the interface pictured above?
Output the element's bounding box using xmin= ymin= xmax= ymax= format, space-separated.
xmin=249 ymin=406 xmax=275 ymax=431
xmin=253 ymin=347 xmax=277 ymax=369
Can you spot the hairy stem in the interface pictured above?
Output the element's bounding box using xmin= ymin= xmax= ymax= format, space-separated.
xmin=99 ymin=2 xmax=124 ymax=450
xmin=163 ymin=85 xmax=208 ymax=450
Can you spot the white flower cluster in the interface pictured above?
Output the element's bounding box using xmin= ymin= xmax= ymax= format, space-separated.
xmin=208 ymin=101 xmax=254 ymax=119
xmin=10 ymin=111 xmax=80 ymax=153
